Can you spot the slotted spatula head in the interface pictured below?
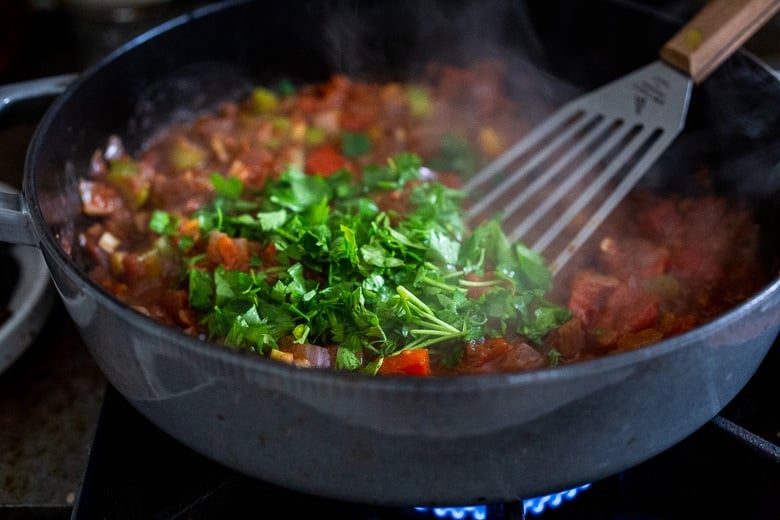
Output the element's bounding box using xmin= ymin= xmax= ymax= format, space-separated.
xmin=464 ymin=0 xmax=780 ymax=275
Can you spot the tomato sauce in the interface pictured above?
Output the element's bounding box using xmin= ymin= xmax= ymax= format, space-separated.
xmin=76 ymin=62 xmax=770 ymax=375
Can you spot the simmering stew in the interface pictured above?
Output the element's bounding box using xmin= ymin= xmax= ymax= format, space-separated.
xmin=76 ymin=62 xmax=768 ymax=376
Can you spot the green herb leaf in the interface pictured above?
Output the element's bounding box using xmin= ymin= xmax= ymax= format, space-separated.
xmin=341 ymin=131 xmax=372 ymax=158
xmin=165 ymin=152 xmax=570 ymax=373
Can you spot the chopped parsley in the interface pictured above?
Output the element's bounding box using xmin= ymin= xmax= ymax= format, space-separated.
xmin=154 ymin=152 xmax=571 ymax=373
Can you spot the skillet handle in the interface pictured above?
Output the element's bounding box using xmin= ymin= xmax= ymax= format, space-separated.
xmin=660 ymin=0 xmax=780 ymax=84
xmin=0 ymin=74 xmax=78 ymax=246
xmin=0 ymin=190 xmax=36 ymax=246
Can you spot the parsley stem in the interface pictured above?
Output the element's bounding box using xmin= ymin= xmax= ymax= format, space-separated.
xmin=419 ymin=275 xmax=459 ymax=294
xmin=397 ymin=285 xmax=461 ymax=337
xmin=460 ymin=278 xmax=503 ymax=287
xmin=409 ymin=328 xmax=460 ymax=337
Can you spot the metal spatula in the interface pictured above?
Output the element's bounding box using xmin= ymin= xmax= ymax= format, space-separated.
xmin=464 ymin=0 xmax=780 ymax=275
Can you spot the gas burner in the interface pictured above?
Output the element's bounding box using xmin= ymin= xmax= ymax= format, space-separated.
xmin=70 ymin=379 xmax=779 ymax=519
xmin=414 ymin=484 xmax=592 ymax=519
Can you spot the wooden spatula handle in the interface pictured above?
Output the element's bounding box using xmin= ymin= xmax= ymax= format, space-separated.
xmin=660 ymin=0 xmax=780 ymax=83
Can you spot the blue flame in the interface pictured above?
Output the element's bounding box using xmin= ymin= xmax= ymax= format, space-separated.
xmin=413 ymin=484 xmax=591 ymax=518
xmin=417 ymin=505 xmax=489 ymax=520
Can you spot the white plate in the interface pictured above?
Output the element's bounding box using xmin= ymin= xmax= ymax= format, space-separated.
xmin=0 ymin=183 xmax=55 ymax=375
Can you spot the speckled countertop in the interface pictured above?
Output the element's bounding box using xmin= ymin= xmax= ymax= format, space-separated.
xmin=0 ymin=301 xmax=106 ymax=514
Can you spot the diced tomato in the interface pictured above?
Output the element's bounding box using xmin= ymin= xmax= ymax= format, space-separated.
xmin=458 ymin=337 xmax=545 ymax=374
xmin=207 ymin=231 xmax=250 ymax=271
xmin=377 ymin=349 xmax=431 ymax=376
xmin=256 ymin=242 xmax=278 ymax=266
xmin=590 ymin=284 xmax=661 ymax=350
xmin=549 ymin=318 xmax=586 ymax=358
xmin=161 ymin=289 xmax=197 ymax=327
xmin=305 ymin=145 xmax=346 ymax=176
xmin=670 ymin=245 xmax=721 ymax=282
xmin=603 ymin=284 xmax=660 ymax=333
xmin=598 ymin=237 xmax=670 ymax=280
xmin=568 ymin=270 xmax=619 ymax=324
xmin=464 ymin=337 xmax=511 ymax=366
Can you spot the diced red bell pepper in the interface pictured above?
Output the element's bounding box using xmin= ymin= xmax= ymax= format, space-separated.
xmin=377 ymin=349 xmax=431 ymax=376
